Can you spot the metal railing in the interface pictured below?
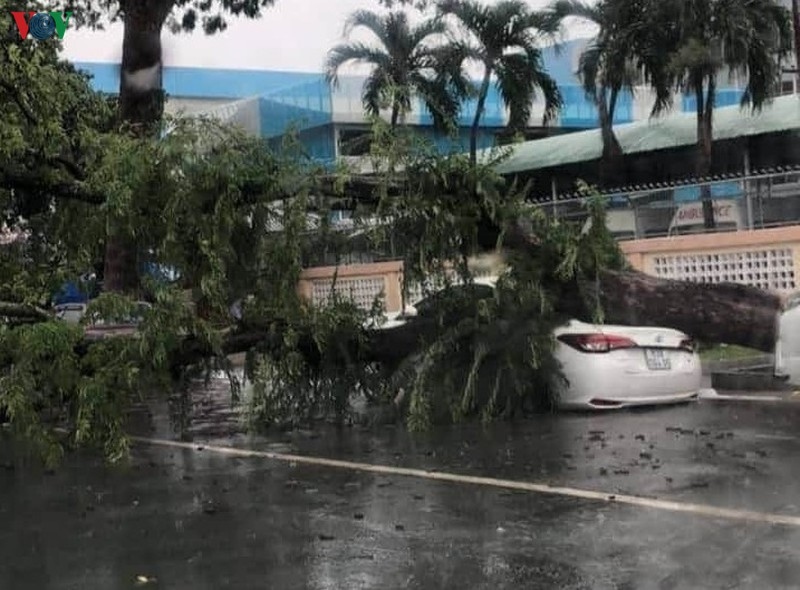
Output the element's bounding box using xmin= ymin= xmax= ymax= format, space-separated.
xmin=539 ymin=168 xmax=800 ymax=240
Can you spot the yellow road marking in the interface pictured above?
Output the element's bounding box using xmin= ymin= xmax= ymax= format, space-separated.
xmin=132 ymin=436 xmax=800 ymax=528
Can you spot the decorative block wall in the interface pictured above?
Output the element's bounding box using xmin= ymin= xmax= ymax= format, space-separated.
xmin=297 ymin=258 xmax=504 ymax=313
xmin=620 ymin=226 xmax=800 ymax=295
xmin=309 ymin=277 xmax=385 ymax=309
xmin=651 ymin=248 xmax=796 ymax=292
xmin=298 ymin=261 xmax=403 ymax=312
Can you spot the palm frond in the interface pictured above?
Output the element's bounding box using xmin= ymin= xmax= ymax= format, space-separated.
xmin=423 ymin=42 xmax=478 ymax=99
xmin=344 ymin=9 xmax=391 ymax=46
xmin=495 ymin=53 xmax=537 ymax=131
xmin=362 ymin=69 xmax=390 ymax=117
xmin=651 ymin=0 xmax=793 ymax=115
xmin=549 ymin=0 xmax=602 ymax=25
xmin=409 ymin=15 xmax=448 ymax=48
xmin=410 ymin=71 xmax=461 ymax=131
xmin=439 ymin=0 xmax=565 ymax=138
xmin=496 ymin=50 xmax=563 ymax=128
xmin=736 ymin=0 xmax=794 ymax=111
xmin=577 ymin=40 xmax=602 ymax=99
xmin=324 ymin=43 xmax=391 ymax=87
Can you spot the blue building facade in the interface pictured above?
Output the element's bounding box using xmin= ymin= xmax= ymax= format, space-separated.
xmin=73 ymin=38 xmax=744 ymax=166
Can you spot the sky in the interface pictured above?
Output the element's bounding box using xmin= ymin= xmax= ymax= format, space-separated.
xmin=60 ymin=0 xmax=597 ymax=73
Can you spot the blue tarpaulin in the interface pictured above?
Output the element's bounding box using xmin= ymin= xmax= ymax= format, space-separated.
xmin=53 ymin=282 xmax=90 ymax=305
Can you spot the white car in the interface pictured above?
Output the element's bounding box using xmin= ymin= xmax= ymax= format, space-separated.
xmin=53 ymin=302 xmax=89 ymax=324
xmin=553 ymin=319 xmax=703 ymax=410
xmin=775 ymin=292 xmax=800 ymax=386
xmin=375 ymin=278 xmax=706 ymax=411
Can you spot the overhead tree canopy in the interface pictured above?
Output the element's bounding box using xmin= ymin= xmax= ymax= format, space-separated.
xmin=46 ymin=0 xmax=282 ymax=293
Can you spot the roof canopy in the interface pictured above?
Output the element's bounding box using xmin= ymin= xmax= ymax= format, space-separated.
xmin=490 ymin=95 xmax=800 ymax=175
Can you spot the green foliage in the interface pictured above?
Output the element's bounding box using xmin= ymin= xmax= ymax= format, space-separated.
xmin=0 ymin=321 xmax=135 ymax=465
xmin=325 ymin=9 xmax=467 ymax=131
xmin=62 ymin=0 xmax=277 ymax=35
xmin=576 ymin=181 xmax=629 ymax=273
xmin=366 ymin=119 xmax=513 ymax=290
xmin=0 ymin=32 xmax=337 ymax=460
xmin=437 ymin=0 xmax=563 ymax=162
xmin=246 ymin=294 xmax=383 ymax=429
xmin=1 ymin=7 xmax=112 ymax=308
xmin=358 ymin=128 xmax=626 ymax=429
xmin=0 ymin=7 xmax=630 ymax=459
xmin=656 ymin=0 xmax=793 ymax=111
xmin=623 ymin=0 xmax=793 ymax=120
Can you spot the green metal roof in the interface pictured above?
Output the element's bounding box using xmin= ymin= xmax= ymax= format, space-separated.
xmin=491 ymin=94 xmax=800 ymax=175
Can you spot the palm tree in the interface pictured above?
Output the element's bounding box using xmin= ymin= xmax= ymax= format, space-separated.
xmin=646 ymin=0 xmax=793 ymax=229
xmin=436 ymin=0 xmax=563 ymax=166
xmin=550 ymin=0 xmax=644 ymax=183
xmin=325 ymin=9 xmax=467 ymax=131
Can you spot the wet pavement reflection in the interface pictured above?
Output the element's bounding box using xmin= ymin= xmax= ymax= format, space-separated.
xmin=2 ymin=377 xmax=800 ymax=589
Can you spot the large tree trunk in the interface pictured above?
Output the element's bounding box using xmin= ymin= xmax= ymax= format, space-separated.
xmin=184 ymin=270 xmax=780 ymax=373
xmin=366 ymin=271 xmax=780 ymax=361
xmin=578 ymin=270 xmax=781 ymax=351
xmin=73 ymin=267 xmax=783 ymax=376
xmin=695 ymin=77 xmax=716 ymax=230
xmin=103 ymin=0 xmax=172 ymax=294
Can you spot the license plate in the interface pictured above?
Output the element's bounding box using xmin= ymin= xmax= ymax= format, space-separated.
xmin=645 ymin=349 xmax=671 ymax=371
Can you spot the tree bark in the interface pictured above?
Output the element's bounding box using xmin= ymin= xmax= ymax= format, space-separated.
xmin=158 ymin=268 xmax=782 ymax=376
xmin=118 ymin=0 xmax=169 ymax=133
xmin=578 ymin=270 xmax=781 ymax=352
xmin=55 ymin=266 xmax=782 ymax=389
xmin=103 ymin=0 xmax=172 ymax=295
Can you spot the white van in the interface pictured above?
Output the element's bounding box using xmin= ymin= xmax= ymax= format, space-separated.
xmin=775 ymin=292 xmax=800 ymax=386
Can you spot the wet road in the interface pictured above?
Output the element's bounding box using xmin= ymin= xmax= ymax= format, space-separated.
xmin=2 ymin=397 xmax=800 ymax=589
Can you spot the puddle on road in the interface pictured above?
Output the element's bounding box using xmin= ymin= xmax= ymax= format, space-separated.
xmin=130 ymin=373 xmax=248 ymax=441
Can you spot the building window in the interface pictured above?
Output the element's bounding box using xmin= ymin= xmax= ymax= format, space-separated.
xmin=781 ymin=79 xmax=796 ymax=95
xmin=339 ymin=129 xmax=372 ymax=156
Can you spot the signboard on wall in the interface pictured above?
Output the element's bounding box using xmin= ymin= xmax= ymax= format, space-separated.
xmin=669 ymin=199 xmax=742 ymax=233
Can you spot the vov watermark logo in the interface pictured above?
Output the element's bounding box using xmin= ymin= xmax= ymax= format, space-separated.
xmin=10 ymin=10 xmax=73 ymax=40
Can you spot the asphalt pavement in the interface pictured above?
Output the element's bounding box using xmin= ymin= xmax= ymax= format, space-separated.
xmin=2 ymin=396 xmax=800 ymax=589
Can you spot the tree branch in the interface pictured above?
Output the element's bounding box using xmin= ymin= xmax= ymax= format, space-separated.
xmin=0 ymin=302 xmax=51 ymax=322
xmin=0 ymin=169 xmax=106 ymax=205
xmin=46 ymin=155 xmax=88 ymax=181
xmin=0 ymin=81 xmax=36 ymax=125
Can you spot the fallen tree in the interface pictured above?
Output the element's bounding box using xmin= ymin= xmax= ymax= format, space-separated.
xmin=584 ymin=269 xmax=782 ymax=352
xmin=0 ymin=28 xmax=790 ymax=461
xmin=182 ymin=267 xmax=782 ymax=370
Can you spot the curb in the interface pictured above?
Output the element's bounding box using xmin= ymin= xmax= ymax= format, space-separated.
xmin=701 ymin=354 xmax=774 ymax=375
